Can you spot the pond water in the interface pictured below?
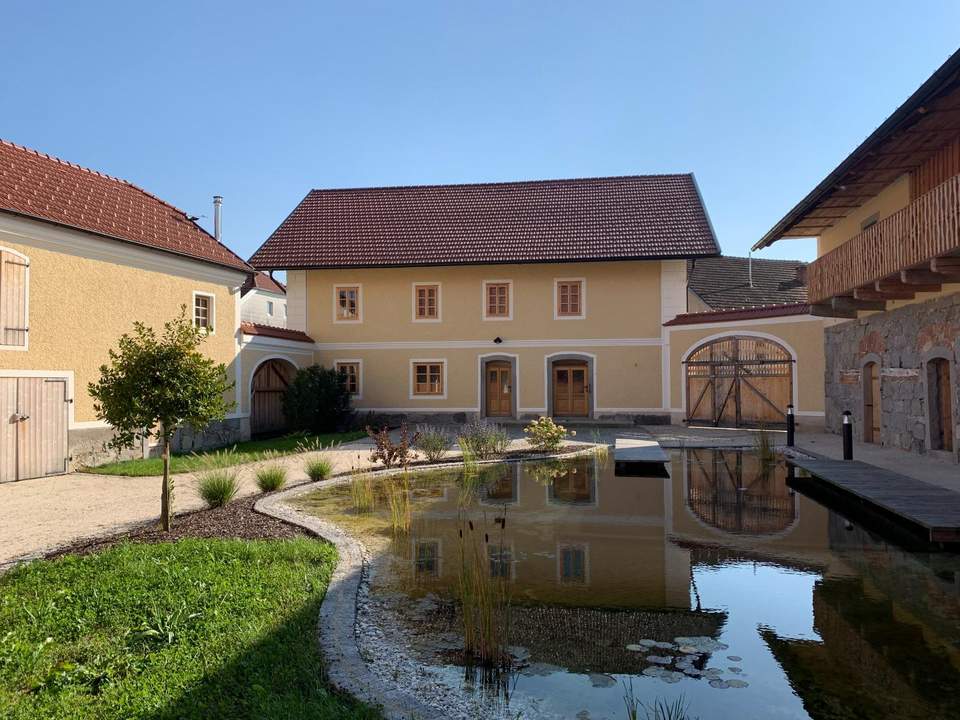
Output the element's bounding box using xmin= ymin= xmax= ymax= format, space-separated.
xmin=293 ymin=450 xmax=960 ymax=720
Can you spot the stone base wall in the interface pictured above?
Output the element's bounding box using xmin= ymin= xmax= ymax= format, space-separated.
xmin=824 ymin=292 xmax=960 ymax=460
xmin=69 ymin=416 xmax=251 ymax=470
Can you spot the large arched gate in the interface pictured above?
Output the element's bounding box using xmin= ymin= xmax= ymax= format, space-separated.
xmin=250 ymin=359 xmax=297 ymax=435
xmin=684 ymin=336 xmax=793 ymax=427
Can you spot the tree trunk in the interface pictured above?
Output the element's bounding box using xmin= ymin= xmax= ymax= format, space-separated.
xmin=160 ymin=430 xmax=172 ymax=531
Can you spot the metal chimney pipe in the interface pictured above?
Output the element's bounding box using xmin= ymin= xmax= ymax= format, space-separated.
xmin=213 ymin=195 xmax=223 ymax=242
xmin=748 ymin=251 xmax=753 ymax=288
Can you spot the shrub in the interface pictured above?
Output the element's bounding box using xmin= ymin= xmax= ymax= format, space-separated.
xmin=523 ymin=416 xmax=569 ymax=452
xmin=197 ymin=468 xmax=239 ymax=508
xmin=367 ymin=424 xmax=420 ymax=468
xmin=458 ymin=419 xmax=510 ymax=459
xmin=282 ymin=365 xmax=352 ymax=434
xmin=415 ymin=424 xmax=455 ymax=462
xmin=304 ymin=455 xmax=334 ymax=482
xmin=255 ymin=461 xmax=288 ymax=492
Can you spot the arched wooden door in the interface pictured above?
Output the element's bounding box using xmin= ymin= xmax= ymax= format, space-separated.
xmin=685 ymin=336 xmax=793 ymax=427
xmin=250 ymin=359 xmax=296 ymax=435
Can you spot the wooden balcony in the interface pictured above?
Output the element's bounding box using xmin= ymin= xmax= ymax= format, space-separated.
xmin=808 ymin=173 xmax=960 ymax=316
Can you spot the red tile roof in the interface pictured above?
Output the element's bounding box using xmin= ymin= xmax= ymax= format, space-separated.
xmin=663 ymin=302 xmax=811 ymax=326
xmin=241 ymin=271 xmax=286 ymax=297
xmin=0 ymin=139 xmax=251 ymax=273
xmin=240 ymin=321 xmax=313 ymax=343
xmin=250 ymin=174 xmax=719 ymax=269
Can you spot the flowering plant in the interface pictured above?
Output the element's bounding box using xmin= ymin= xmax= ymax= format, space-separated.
xmin=522 ymin=416 xmax=570 ymax=452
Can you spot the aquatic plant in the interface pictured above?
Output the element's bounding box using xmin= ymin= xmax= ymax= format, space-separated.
xmin=367 ymin=424 xmax=420 ymax=468
xmin=622 ymin=683 xmax=698 ymax=720
xmin=753 ymin=425 xmax=777 ymax=466
xmin=523 ymin=416 xmax=570 ymax=452
xmin=415 ymin=424 xmax=455 ymax=462
xmin=383 ymin=473 xmax=411 ymax=534
xmin=349 ymin=469 xmax=376 ymax=514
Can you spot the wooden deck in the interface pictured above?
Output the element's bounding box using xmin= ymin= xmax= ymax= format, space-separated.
xmin=788 ymin=456 xmax=960 ymax=543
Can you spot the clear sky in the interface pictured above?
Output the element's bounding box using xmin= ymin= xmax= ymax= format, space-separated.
xmin=4 ymin=2 xmax=959 ymax=264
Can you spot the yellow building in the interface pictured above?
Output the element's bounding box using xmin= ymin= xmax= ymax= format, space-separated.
xmin=754 ymin=48 xmax=960 ymax=461
xmin=248 ymin=174 xmax=722 ymax=426
xmin=0 ymin=140 xmax=252 ymax=480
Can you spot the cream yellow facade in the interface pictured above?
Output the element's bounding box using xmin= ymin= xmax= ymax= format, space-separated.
xmin=282 ymin=260 xmax=688 ymax=420
xmin=0 ymin=214 xmax=249 ymax=467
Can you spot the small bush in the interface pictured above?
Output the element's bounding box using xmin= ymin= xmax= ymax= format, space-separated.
xmin=523 ymin=416 xmax=569 ymax=452
xmin=415 ymin=424 xmax=454 ymax=462
xmin=458 ymin=419 xmax=510 ymax=459
xmin=197 ymin=469 xmax=239 ymax=508
xmin=283 ymin=365 xmax=352 ymax=434
xmin=305 ymin=456 xmax=334 ymax=482
xmin=256 ymin=462 xmax=288 ymax=492
xmin=367 ymin=424 xmax=420 ymax=468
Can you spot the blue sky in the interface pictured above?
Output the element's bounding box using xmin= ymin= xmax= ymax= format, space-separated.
xmin=4 ymin=2 xmax=959 ymax=263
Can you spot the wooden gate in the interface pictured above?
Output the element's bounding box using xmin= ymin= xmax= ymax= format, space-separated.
xmin=684 ymin=336 xmax=793 ymax=427
xmin=0 ymin=377 xmax=69 ymax=483
xmin=250 ymin=360 xmax=296 ymax=435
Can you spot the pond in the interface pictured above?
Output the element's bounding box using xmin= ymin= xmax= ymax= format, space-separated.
xmin=292 ymin=449 xmax=960 ymax=720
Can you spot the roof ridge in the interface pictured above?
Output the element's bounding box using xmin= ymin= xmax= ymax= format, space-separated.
xmin=307 ymin=172 xmax=694 ymax=195
xmin=699 ymin=255 xmax=808 ymax=264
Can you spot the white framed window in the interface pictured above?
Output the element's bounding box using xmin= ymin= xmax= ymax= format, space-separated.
xmin=333 ymin=284 xmax=362 ymax=323
xmin=557 ymin=543 xmax=589 ymax=585
xmin=554 ymin=278 xmax=586 ymax=320
xmin=412 ymin=282 xmax=441 ymax=322
xmin=283 ymin=303 xmax=288 ymax=318
xmin=266 ymin=300 xmax=274 ymax=317
xmin=192 ymin=291 xmax=215 ymax=333
xmin=0 ymin=247 xmax=30 ymax=350
xmin=482 ymin=280 xmax=513 ymax=321
xmin=410 ymin=359 xmax=447 ymax=399
xmin=334 ymin=359 xmax=363 ymax=399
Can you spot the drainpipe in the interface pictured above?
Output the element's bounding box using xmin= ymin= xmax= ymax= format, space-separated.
xmin=213 ymin=195 xmax=223 ymax=242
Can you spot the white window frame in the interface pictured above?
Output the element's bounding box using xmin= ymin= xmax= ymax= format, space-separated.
xmin=411 ymin=282 xmax=442 ymax=323
xmin=482 ymin=279 xmax=513 ymax=321
xmin=266 ymin=300 xmax=274 ymax=317
xmin=0 ymin=245 xmax=30 ymax=351
xmin=334 ymin=358 xmax=363 ymax=400
xmin=192 ymin=291 xmax=216 ymax=334
xmin=553 ymin=277 xmax=586 ymax=320
xmin=332 ymin=284 xmax=363 ymax=324
xmin=409 ymin=358 xmax=447 ymax=399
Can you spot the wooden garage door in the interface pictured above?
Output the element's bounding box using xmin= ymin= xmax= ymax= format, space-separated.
xmin=0 ymin=377 xmax=69 ymax=483
xmin=685 ymin=336 xmax=793 ymax=428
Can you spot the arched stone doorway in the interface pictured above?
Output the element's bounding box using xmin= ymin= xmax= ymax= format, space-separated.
xmin=250 ymin=358 xmax=297 ymax=436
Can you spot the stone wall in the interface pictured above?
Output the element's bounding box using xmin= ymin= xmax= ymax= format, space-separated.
xmin=824 ymin=292 xmax=960 ymax=460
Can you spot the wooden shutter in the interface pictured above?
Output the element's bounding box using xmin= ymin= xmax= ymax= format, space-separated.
xmin=0 ymin=250 xmax=28 ymax=347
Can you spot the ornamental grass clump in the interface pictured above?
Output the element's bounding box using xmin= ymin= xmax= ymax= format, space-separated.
xmin=304 ymin=455 xmax=334 ymax=482
xmin=523 ymin=416 xmax=570 ymax=452
xmin=415 ymin=424 xmax=455 ymax=462
xmin=196 ymin=468 xmax=240 ymax=508
xmin=754 ymin=425 xmax=777 ymax=467
xmin=255 ymin=456 xmax=288 ymax=492
xmin=349 ymin=470 xmax=375 ymax=514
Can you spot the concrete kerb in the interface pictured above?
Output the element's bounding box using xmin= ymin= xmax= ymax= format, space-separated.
xmin=254 ymin=445 xmax=605 ymax=720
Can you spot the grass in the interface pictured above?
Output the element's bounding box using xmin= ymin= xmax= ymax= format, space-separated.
xmin=304 ymin=456 xmax=334 ymax=482
xmin=82 ymin=431 xmax=365 ymax=477
xmin=0 ymin=539 xmax=380 ymax=720
xmin=255 ymin=461 xmax=288 ymax=492
xmin=349 ymin=471 xmax=375 ymax=514
xmin=196 ymin=469 xmax=239 ymax=508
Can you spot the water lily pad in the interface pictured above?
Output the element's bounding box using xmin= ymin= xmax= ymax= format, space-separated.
xmin=642 ymin=666 xmax=665 ymax=677
xmin=728 ymin=666 xmax=743 ymax=674
xmin=726 ymin=679 xmax=749 ymax=689
xmin=726 ymin=655 xmax=742 ymax=662
xmin=626 ymin=644 xmax=646 ymax=652
xmin=653 ymin=641 xmax=675 ymax=650
xmin=637 ymin=639 xmax=659 ymax=647
xmin=589 ymin=673 xmax=617 ymax=688
xmin=683 ymin=668 xmax=702 ymax=677
xmin=647 ymin=655 xmax=673 ymax=665
xmin=660 ymin=671 xmax=683 ymax=684
xmin=709 ymin=679 xmax=730 ymax=689
xmin=703 ymin=668 xmax=723 ymax=678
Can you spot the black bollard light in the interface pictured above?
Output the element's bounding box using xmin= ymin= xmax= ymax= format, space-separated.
xmin=842 ymin=410 xmax=853 ymax=460
xmin=786 ymin=404 xmax=795 ymax=447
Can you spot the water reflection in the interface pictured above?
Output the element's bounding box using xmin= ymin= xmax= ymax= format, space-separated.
xmin=295 ymin=450 xmax=960 ymax=720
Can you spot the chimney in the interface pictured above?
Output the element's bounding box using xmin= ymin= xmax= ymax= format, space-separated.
xmin=748 ymin=251 xmax=754 ymax=288
xmin=213 ymin=195 xmax=223 ymax=242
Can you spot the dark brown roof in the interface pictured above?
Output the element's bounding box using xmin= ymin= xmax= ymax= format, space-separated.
xmin=754 ymin=47 xmax=960 ymax=249
xmin=240 ymin=321 xmax=313 ymax=343
xmin=0 ymin=139 xmax=251 ymax=273
xmin=664 ymin=302 xmax=810 ymax=326
xmin=688 ymin=256 xmax=807 ymax=310
xmin=241 ymin=271 xmax=286 ymax=297
xmin=250 ymin=174 xmax=720 ymax=269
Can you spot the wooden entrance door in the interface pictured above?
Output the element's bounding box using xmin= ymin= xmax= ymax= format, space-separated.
xmin=553 ymin=362 xmax=589 ymax=417
xmin=685 ymin=336 xmax=793 ymax=427
xmin=863 ymin=362 xmax=881 ymax=443
xmin=250 ymin=360 xmax=296 ymax=435
xmin=0 ymin=377 xmax=69 ymax=483
xmin=485 ymin=362 xmax=513 ymax=417
xmin=927 ymin=358 xmax=954 ymax=452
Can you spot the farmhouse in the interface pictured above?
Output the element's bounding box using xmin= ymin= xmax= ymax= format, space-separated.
xmin=755 ymin=48 xmax=960 ymax=461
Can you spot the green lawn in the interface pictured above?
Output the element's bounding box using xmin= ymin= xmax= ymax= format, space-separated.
xmin=81 ymin=431 xmax=366 ymax=476
xmin=0 ymin=539 xmax=381 ymax=720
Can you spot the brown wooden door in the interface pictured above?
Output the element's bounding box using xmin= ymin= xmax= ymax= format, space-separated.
xmin=0 ymin=377 xmax=69 ymax=483
xmin=927 ymin=358 xmax=953 ymax=452
xmin=553 ymin=363 xmax=589 ymax=417
xmin=251 ymin=360 xmax=296 ymax=435
xmin=485 ymin=362 xmax=512 ymax=417
xmin=863 ymin=362 xmax=881 ymax=443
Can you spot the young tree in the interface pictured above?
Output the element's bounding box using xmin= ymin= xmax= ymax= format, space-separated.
xmin=89 ymin=308 xmax=234 ymax=530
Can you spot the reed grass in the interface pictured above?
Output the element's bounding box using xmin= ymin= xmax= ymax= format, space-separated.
xmin=383 ymin=473 xmax=411 ymax=534
xmin=349 ymin=470 xmax=376 ymax=514
xmin=754 ymin=425 xmax=777 ymax=466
